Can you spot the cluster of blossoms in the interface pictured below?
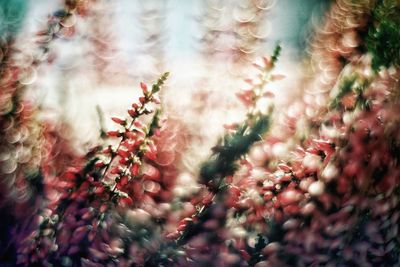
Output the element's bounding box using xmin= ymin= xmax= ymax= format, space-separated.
xmin=0 ymin=1 xmax=93 ymax=262
xmin=1 ymin=1 xmax=400 ymax=266
xmin=16 ymin=73 xmax=173 ymax=265
xmin=225 ymin=59 xmax=400 ymax=266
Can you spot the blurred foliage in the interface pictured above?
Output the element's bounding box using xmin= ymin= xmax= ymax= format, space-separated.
xmin=200 ymin=111 xmax=270 ymax=187
xmin=199 ymin=42 xmax=279 ymax=186
xmin=367 ymin=0 xmax=400 ymax=71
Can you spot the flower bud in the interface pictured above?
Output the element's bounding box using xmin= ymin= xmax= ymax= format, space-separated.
xmin=111 ymin=117 xmax=125 ymax=125
xmin=140 ymin=82 xmax=148 ymax=94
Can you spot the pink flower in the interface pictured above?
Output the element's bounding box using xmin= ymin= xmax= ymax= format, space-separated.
xmin=140 ymin=82 xmax=148 ymax=94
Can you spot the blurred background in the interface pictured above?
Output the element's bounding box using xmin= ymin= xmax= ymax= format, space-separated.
xmin=0 ymin=0 xmax=329 ymax=151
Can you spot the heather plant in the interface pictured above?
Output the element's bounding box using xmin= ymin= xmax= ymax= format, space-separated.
xmin=1 ymin=1 xmax=400 ymax=267
xmin=17 ymin=73 xmax=169 ymax=266
xmin=11 ymin=40 xmax=282 ymax=265
xmin=0 ymin=1 xmax=93 ymax=264
xmin=219 ymin=32 xmax=400 ymax=267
